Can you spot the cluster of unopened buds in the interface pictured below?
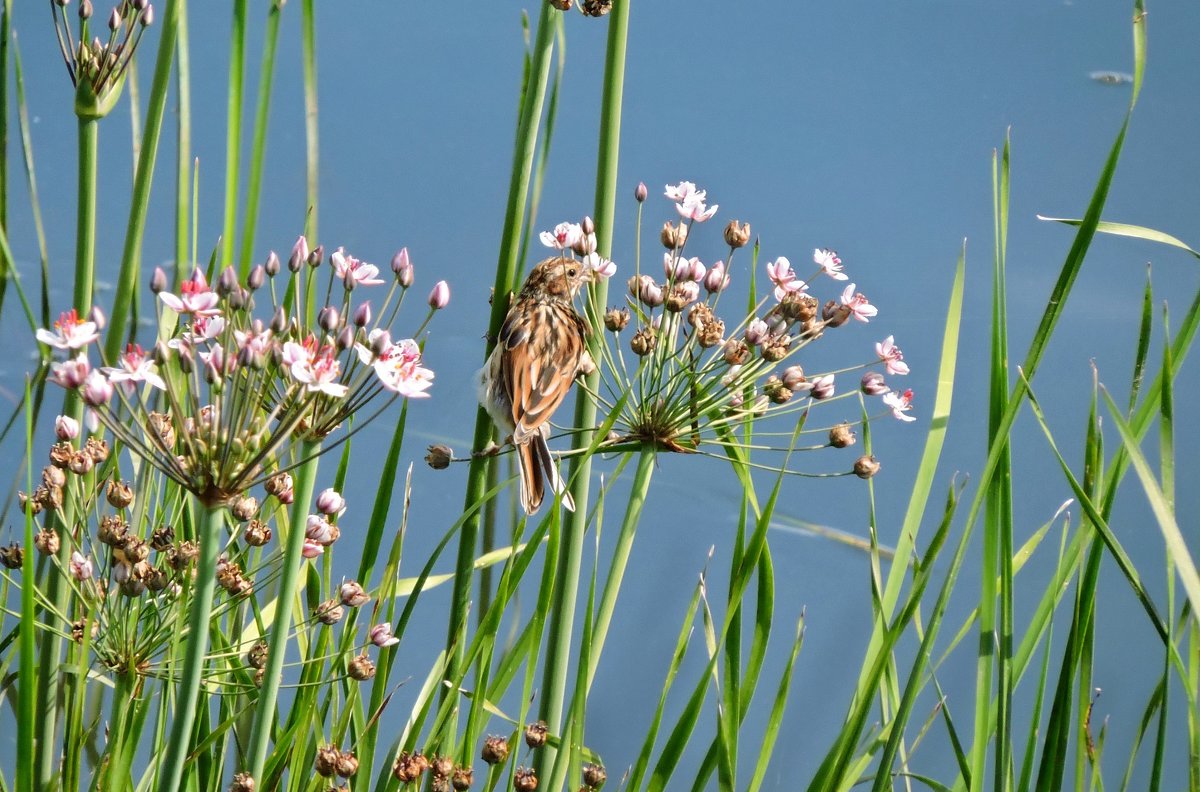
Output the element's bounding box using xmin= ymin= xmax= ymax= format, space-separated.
xmin=51 ymin=0 xmax=155 ymax=119
xmin=585 ymin=181 xmax=914 ymax=468
xmin=37 ymin=236 xmax=436 ymax=508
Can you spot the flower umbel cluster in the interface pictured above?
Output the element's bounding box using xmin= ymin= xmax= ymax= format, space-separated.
xmin=40 ymin=237 xmax=435 ymax=507
xmin=584 ymin=181 xmax=914 ymax=470
xmin=51 ymin=0 xmax=155 ymax=119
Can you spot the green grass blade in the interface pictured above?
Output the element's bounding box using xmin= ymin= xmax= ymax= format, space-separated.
xmin=1036 ymin=217 xmax=1200 ymax=260
xmin=237 ymin=0 xmax=283 ymax=274
xmin=220 ymin=0 xmax=248 ymax=268
xmin=746 ymin=614 xmax=804 ymax=792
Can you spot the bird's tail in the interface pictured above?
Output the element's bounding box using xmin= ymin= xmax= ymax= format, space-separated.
xmin=517 ymin=435 xmax=575 ymax=515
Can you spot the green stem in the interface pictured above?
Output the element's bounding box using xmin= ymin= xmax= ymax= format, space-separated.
xmin=245 ymin=438 xmax=321 ymax=785
xmin=74 ymin=116 xmax=98 ymax=313
xmin=585 ymin=447 xmax=654 ymax=688
xmin=237 ymin=0 xmax=283 ymax=275
xmin=536 ymin=0 xmax=629 ymax=779
xmin=174 ymin=0 xmax=191 ymax=283
xmin=104 ymin=0 xmax=181 ymax=361
xmin=220 ymin=0 xmax=247 ymax=269
xmin=157 ymin=502 xmax=225 ymax=792
xmin=301 ymin=0 xmax=318 ymax=240
xmin=446 ymin=0 xmax=556 ymax=672
xmin=17 ymin=381 xmax=34 ymax=792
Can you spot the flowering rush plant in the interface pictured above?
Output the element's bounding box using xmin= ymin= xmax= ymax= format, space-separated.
xmin=580 ymin=180 xmax=914 ymax=473
xmin=39 ymin=237 xmax=437 ymax=507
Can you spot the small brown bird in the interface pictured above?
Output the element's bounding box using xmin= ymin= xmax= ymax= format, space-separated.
xmin=478 ymin=257 xmax=593 ymax=514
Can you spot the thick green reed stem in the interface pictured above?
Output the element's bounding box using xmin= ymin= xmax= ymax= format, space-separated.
xmin=536 ymin=0 xmax=630 ymax=780
xmin=446 ymin=1 xmax=557 ymax=672
xmin=157 ymin=503 xmax=225 ymax=792
xmin=74 ymin=117 xmax=98 ymax=314
xmin=245 ymin=439 xmax=321 ymax=785
xmin=104 ymin=0 xmax=180 ymax=361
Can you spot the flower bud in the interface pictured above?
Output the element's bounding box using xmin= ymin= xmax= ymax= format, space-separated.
xmin=78 ymin=0 xmax=93 ymax=19
xmin=307 ymin=244 xmax=325 ymax=268
xmin=392 ymin=248 xmax=414 ymax=287
xmin=861 ymin=371 xmax=889 ymax=396
xmin=247 ymin=264 xmax=266 ymax=291
xmin=723 ymin=220 xmax=751 ymax=249
xmin=428 ymin=280 xmax=451 ymax=309
xmin=108 ymin=7 xmax=122 ymax=30
xmin=353 ymin=301 xmax=372 ymax=327
xmin=70 ymin=550 xmax=93 ymax=580
xmin=347 ymin=654 xmax=376 ymax=682
xmin=336 ymin=325 xmax=355 ymax=351
xmin=339 ymin=580 xmax=369 ymax=608
xmin=318 ymin=306 xmax=340 ymax=333
xmin=139 ymin=4 xmax=153 ymax=26
xmin=87 ymin=304 xmax=106 ymax=331
xmin=217 ymin=266 xmax=239 ymax=297
xmin=288 ymin=235 xmax=309 ymax=272
xmin=370 ymin=622 xmax=400 ymax=647
xmin=370 ymin=329 xmax=393 ymax=357
xmin=82 ymin=370 xmax=113 ymax=407
xmin=425 ymin=444 xmax=452 ymax=470
xmin=854 ymin=455 xmax=881 ymax=480
xmin=829 ymin=422 xmax=857 ymax=448
xmin=744 ymin=318 xmax=769 ymax=347
xmin=55 ymin=415 xmax=80 ymax=441
xmin=264 ymin=251 xmax=281 ymax=277
xmin=603 ymin=307 xmax=630 ymax=332
xmin=316 ymin=488 xmax=345 ymax=516
xmin=810 ymin=374 xmax=835 ymax=400
xmin=634 ymin=182 xmax=648 ymax=203
xmin=270 ymin=305 xmax=288 ymax=333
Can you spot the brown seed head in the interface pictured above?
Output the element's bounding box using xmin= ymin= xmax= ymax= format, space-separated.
xmin=1 ymin=542 xmax=23 ymax=569
xmin=697 ymin=318 xmax=725 ymax=348
xmin=630 ymin=327 xmax=656 ymax=357
xmin=348 ymin=653 xmax=377 ymax=681
xmin=660 ymin=221 xmax=687 ymax=250
xmin=147 ymin=411 xmax=176 ymax=448
xmin=763 ymin=376 xmax=792 ymax=405
xmin=43 ymin=465 xmax=67 ymax=489
xmin=231 ymin=495 xmax=258 ymax=521
xmin=69 ymin=451 xmax=94 ymax=475
xmin=98 ymin=516 xmax=130 ymax=546
xmin=335 ymin=751 xmax=359 ymax=778
xmin=33 ymin=528 xmax=60 ymax=556
xmin=431 ymin=755 xmax=454 ymax=778
xmin=452 ymin=766 xmax=474 ymax=791
xmin=604 ymin=306 xmax=630 ymax=333
xmin=723 ymin=339 xmax=750 ymax=366
xmin=150 ymin=525 xmax=176 ymax=551
xmin=244 ymin=519 xmax=272 ymax=547
xmin=316 ymin=599 xmax=345 ymax=625
xmin=822 ymin=300 xmax=851 ymax=329
xmin=761 ymin=338 xmax=791 ymax=362
xmin=581 ymin=0 xmax=611 ymax=16
xmin=107 ymin=479 xmax=135 ymax=509
xmin=315 ymin=744 xmax=340 ymax=777
xmin=525 ymin=720 xmax=549 ymax=749
xmin=723 ymin=220 xmax=751 ymax=249
xmin=829 ymin=423 xmax=857 ymax=448
xmin=425 ymin=444 xmax=453 ymax=470
xmin=514 ymin=767 xmax=539 ymax=792
xmin=49 ymin=442 xmax=74 ymax=468
xmin=228 ymin=772 xmax=256 ymax=792
xmin=481 ymin=735 xmax=510 ymax=765
xmin=247 ymin=641 xmax=269 ymax=669
xmin=582 ymin=763 xmax=607 ymax=789
xmin=854 ymin=455 xmax=881 ymax=480
xmin=85 ymin=437 xmax=109 ymax=463
xmin=550 ymin=0 xmax=572 ymax=9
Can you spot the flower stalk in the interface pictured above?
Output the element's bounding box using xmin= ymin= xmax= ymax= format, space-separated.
xmin=156 ymin=502 xmax=224 ymax=792
xmin=244 ymin=438 xmax=321 ymax=785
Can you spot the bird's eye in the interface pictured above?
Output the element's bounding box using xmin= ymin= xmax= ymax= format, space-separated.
xmin=567 ymin=268 xmax=577 ymax=277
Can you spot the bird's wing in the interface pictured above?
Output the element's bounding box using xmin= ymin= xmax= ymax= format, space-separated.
xmin=500 ymin=301 xmax=584 ymax=445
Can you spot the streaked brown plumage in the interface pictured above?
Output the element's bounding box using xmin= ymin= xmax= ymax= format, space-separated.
xmin=478 ymin=257 xmax=592 ymax=514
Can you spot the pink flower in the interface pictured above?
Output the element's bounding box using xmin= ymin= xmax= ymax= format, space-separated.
xmin=745 ymin=318 xmax=769 ymax=346
xmin=316 ymin=488 xmax=346 ymax=517
xmin=766 ymin=257 xmax=807 ymax=302
xmin=331 ymin=247 xmax=385 ymax=287
xmin=629 ymin=275 xmax=663 ymax=307
xmin=814 ymin=248 xmax=848 ymax=281
xmin=105 ymin=344 xmax=167 ymax=391
xmin=55 ymin=415 xmax=80 ymax=441
xmin=233 ymin=324 xmax=274 ymax=360
xmin=428 ymin=280 xmax=451 ymax=310
xmin=875 ymin=336 xmax=909 ymax=376
xmin=359 ymin=336 xmax=435 ymax=398
xmin=70 ymin=551 xmax=93 ymax=581
xmin=81 ymin=370 xmax=113 ymax=407
xmin=883 ymin=388 xmax=916 ymax=422
xmin=306 ymin=514 xmax=337 ymax=545
xmin=663 ymin=254 xmax=705 ymax=282
xmin=664 ymin=181 xmax=704 ymax=204
xmin=839 ymin=283 xmax=878 ymax=323
xmin=676 ymin=198 xmax=718 ymax=223
xmin=704 ymin=261 xmax=730 ymax=293
xmin=369 ymin=622 xmax=400 ymax=647
xmin=36 ymin=309 xmax=99 ymax=350
xmin=665 ymin=181 xmax=718 ymax=223
xmin=283 ymin=338 xmax=348 ymax=398
xmin=159 ymin=269 xmax=221 ymax=316
xmin=301 ymin=540 xmax=324 ymax=559
xmin=49 ymin=356 xmax=91 ymax=389
xmin=539 ymin=222 xmax=583 ymax=251
xmin=582 ymin=252 xmax=616 ymax=279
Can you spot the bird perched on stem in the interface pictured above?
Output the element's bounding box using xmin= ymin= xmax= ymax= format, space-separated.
xmin=478 ymin=256 xmax=593 ymax=514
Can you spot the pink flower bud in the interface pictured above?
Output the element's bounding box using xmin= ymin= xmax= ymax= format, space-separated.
xmin=264 ymin=251 xmax=281 ymax=276
xmin=635 ymin=182 xmax=648 ymax=203
xmin=318 ymin=306 xmax=340 ymax=333
xmin=810 ymin=374 xmax=836 ymax=400
xmin=150 ymin=266 xmax=168 ymax=293
xmin=88 ymin=305 xmax=106 ymax=331
xmin=369 ymin=622 xmax=400 ymax=647
xmin=353 ymin=302 xmax=372 ymax=327
xmin=861 ymin=371 xmax=889 ymax=396
xmin=392 ymin=248 xmax=414 ymax=287
xmin=81 ymin=370 xmax=113 ymax=407
xmin=316 ymin=488 xmax=345 ymax=516
xmin=302 ymin=540 xmax=324 ymax=559
xmin=340 ymin=580 xmax=370 ymax=607
xmin=289 ymin=235 xmax=310 ymax=272
xmin=55 ymin=415 xmax=80 ymax=441
xmin=744 ymin=318 xmax=769 ymax=347
xmin=703 ymin=261 xmax=729 ymax=293
xmin=428 ymin=280 xmax=450 ymax=309
xmin=70 ymin=551 xmax=93 ymax=581
xmin=305 ymin=514 xmax=337 ymax=545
